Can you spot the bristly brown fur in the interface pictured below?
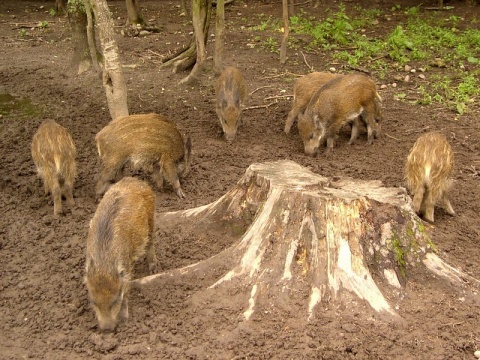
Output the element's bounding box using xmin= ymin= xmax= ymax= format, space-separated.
xmin=405 ymin=131 xmax=455 ymax=223
xmin=31 ymin=119 xmax=76 ymax=215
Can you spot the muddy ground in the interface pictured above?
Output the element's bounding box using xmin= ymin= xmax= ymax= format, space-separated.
xmin=0 ymin=0 xmax=479 ymax=359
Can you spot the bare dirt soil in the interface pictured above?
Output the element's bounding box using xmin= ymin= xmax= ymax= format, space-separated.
xmin=1 ymin=0 xmax=479 ymax=359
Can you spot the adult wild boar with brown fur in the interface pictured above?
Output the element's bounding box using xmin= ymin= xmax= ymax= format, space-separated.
xmin=405 ymin=132 xmax=455 ymax=223
xmin=95 ymin=113 xmax=191 ymax=198
xmin=298 ymin=73 xmax=382 ymax=156
xmin=31 ymin=119 xmax=76 ymax=215
xmin=216 ymin=66 xmax=247 ymax=142
xmin=85 ymin=177 xmax=157 ymax=332
xmin=284 ymin=72 xmax=341 ymax=134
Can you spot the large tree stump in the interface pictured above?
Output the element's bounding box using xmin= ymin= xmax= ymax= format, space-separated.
xmin=133 ymin=160 xmax=478 ymax=322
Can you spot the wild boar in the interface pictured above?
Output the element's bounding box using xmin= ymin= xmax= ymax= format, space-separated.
xmin=284 ymin=72 xmax=341 ymax=134
xmin=215 ymin=66 xmax=247 ymax=142
xmin=95 ymin=113 xmax=191 ymax=198
xmin=298 ymin=73 xmax=382 ymax=156
xmin=405 ymin=132 xmax=455 ymax=223
xmin=31 ymin=119 xmax=76 ymax=215
xmin=85 ymin=177 xmax=157 ymax=332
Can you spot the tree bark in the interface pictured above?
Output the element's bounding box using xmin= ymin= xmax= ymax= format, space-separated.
xmin=280 ymin=0 xmax=289 ymax=64
xmin=84 ymin=0 xmax=101 ymax=73
xmin=214 ymin=0 xmax=224 ymax=73
xmin=125 ymin=0 xmax=145 ymax=26
xmin=91 ymin=0 xmax=129 ymax=120
xmin=178 ymin=0 xmax=211 ymax=84
xmin=161 ymin=0 xmax=211 ymax=84
xmin=133 ymin=160 xmax=479 ymax=322
xmin=67 ymin=2 xmax=91 ymax=74
xmin=56 ymin=0 xmax=67 ymax=15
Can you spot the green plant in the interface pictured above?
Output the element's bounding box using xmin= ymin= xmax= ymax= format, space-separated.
xmin=18 ymin=29 xmax=28 ymax=37
xmin=263 ymin=36 xmax=278 ymax=53
xmin=38 ymin=21 xmax=49 ymax=29
xmin=49 ymin=8 xmax=56 ymax=16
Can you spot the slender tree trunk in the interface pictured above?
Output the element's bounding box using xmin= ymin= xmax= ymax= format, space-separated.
xmin=179 ymin=0 xmax=211 ymax=84
xmin=180 ymin=0 xmax=189 ymax=16
xmin=134 ymin=160 xmax=479 ymax=323
xmin=67 ymin=1 xmax=91 ymax=74
xmin=56 ymin=0 xmax=67 ymax=15
xmin=280 ymin=0 xmax=289 ymax=64
xmin=125 ymin=0 xmax=145 ymax=26
xmin=91 ymin=0 xmax=129 ymax=119
xmin=214 ymin=0 xmax=224 ymax=73
xmin=84 ymin=0 xmax=100 ymax=73
xmin=161 ymin=0 xmax=211 ymax=84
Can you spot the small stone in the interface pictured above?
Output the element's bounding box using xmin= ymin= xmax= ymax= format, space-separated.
xmin=380 ymin=84 xmax=387 ymax=89
xmin=404 ymin=75 xmax=410 ymax=82
xmin=418 ymin=74 xmax=426 ymax=80
xmin=404 ymin=65 xmax=412 ymax=72
xmin=419 ymin=68 xmax=426 ymax=72
xmin=391 ymin=83 xmax=397 ymax=88
xmin=139 ymin=30 xmax=150 ymax=36
xmin=329 ymin=67 xmax=336 ymax=72
xmin=474 ymin=350 xmax=480 ymax=358
xmin=410 ymin=69 xmax=416 ymax=73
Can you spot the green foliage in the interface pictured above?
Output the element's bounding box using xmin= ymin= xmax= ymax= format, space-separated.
xmin=38 ymin=21 xmax=49 ymax=29
xmin=247 ymin=2 xmax=480 ymax=115
xmin=67 ymin=0 xmax=85 ymax=14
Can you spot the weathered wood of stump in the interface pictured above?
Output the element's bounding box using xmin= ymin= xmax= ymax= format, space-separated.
xmin=133 ymin=160 xmax=478 ymax=322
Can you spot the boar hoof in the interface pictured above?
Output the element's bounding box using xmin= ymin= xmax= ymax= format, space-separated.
xmin=176 ymin=188 xmax=186 ymax=199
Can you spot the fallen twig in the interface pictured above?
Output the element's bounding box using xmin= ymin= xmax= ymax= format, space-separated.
xmin=405 ymin=126 xmax=430 ymax=135
xmin=438 ymin=321 xmax=465 ymax=328
xmin=249 ymin=85 xmax=274 ymax=96
xmin=300 ymin=51 xmax=314 ymax=72
xmin=384 ymin=132 xmax=400 ymax=141
xmin=345 ymin=65 xmax=371 ymax=75
xmin=264 ymin=95 xmax=293 ymax=101
xmin=244 ymin=102 xmax=278 ymax=110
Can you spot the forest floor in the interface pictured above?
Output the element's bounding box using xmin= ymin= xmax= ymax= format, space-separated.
xmin=0 ymin=0 xmax=479 ymax=359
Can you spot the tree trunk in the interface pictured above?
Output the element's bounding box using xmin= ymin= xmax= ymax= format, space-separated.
xmin=67 ymin=2 xmax=91 ymax=74
xmin=280 ymin=0 xmax=289 ymax=64
xmin=133 ymin=160 xmax=479 ymax=323
xmin=56 ymin=0 xmax=67 ymax=15
xmin=161 ymin=0 xmax=211 ymax=84
xmin=180 ymin=0 xmax=189 ymax=17
xmin=125 ymin=0 xmax=145 ymax=26
xmin=213 ymin=0 xmax=224 ymax=73
xmin=83 ymin=0 xmax=101 ymax=73
xmin=178 ymin=0 xmax=211 ymax=84
xmin=91 ymin=0 xmax=129 ymax=120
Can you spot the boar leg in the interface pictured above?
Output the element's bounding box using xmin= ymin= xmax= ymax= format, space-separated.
xmin=442 ymin=195 xmax=455 ymax=216
xmin=422 ymin=188 xmax=435 ymax=223
xmin=63 ymin=182 xmax=75 ymax=208
xmin=412 ymin=183 xmax=425 ymax=215
xmin=145 ymin=236 xmax=158 ymax=274
xmin=284 ymin=107 xmax=300 ymax=134
xmin=348 ymin=118 xmax=361 ymax=145
xmin=152 ymin=161 xmax=164 ymax=190
xmin=120 ymin=297 xmax=129 ymax=321
xmin=161 ymin=157 xmax=186 ymax=198
xmin=362 ymin=105 xmax=377 ymax=145
xmin=52 ymin=182 xmax=64 ymax=215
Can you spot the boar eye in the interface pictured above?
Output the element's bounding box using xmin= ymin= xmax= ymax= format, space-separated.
xmin=309 ymin=134 xmax=314 ymax=140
